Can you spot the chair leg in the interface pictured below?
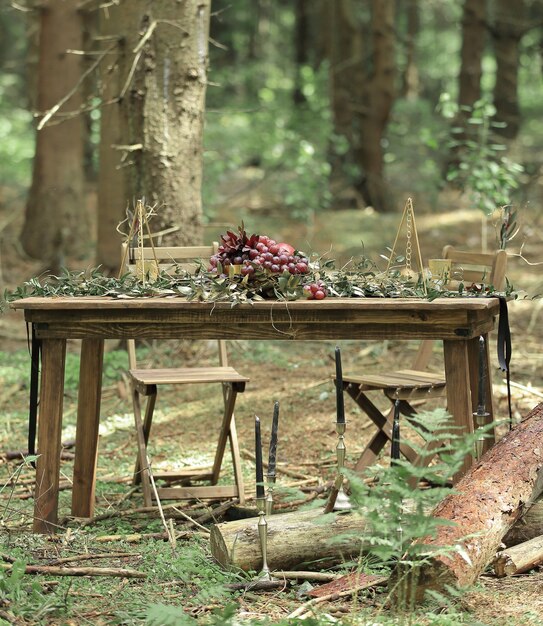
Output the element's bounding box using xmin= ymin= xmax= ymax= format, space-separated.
xmin=132 ymin=387 xmax=156 ymax=507
xmin=346 ymin=384 xmax=419 ymax=472
xmin=133 ymin=390 xmax=157 ymax=483
xmin=211 ymin=382 xmax=243 ymax=492
xmin=228 ymin=416 xmax=245 ymax=505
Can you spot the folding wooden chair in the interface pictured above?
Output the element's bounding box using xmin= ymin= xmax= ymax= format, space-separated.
xmin=120 ymin=242 xmax=249 ymax=506
xmin=337 ymin=245 xmax=508 ymax=472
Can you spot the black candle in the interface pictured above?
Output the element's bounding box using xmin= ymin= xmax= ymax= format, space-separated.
xmin=391 ymin=400 xmax=401 ymax=464
xmin=335 ymin=346 xmax=345 ymax=424
xmin=268 ymin=401 xmax=280 ymax=478
xmin=255 ymin=415 xmax=265 ymax=498
xmin=478 ymin=336 xmax=486 ymax=410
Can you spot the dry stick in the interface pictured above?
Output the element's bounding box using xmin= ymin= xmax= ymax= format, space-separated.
xmin=193 ymin=499 xmax=237 ymax=525
xmin=287 ymin=576 xmax=388 ymax=619
xmin=78 ymin=501 xmax=193 ymax=527
xmin=147 ymin=458 xmax=176 ymax=547
xmin=94 ymin=531 xmax=201 ymax=543
xmin=277 ymin=571 xmax=339 ymax=582
xmin=0 ymin=562 xmax=145 ymax=579
xmin=242 ymin=449 xmax=308 ymax=480
xmin=46 ymin=552 xmax=134 ymax=566
xmin=171 ymin=507 xmax=210 ymax=534
xmin=37 ymin=43 xmax=116 ymax=130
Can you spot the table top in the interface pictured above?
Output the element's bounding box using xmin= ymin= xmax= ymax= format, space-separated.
xmin=11 ymin=296 xmax=501 ymax=341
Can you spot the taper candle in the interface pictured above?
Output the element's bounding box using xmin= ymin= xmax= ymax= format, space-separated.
xmin=391 ymin=400 xmax=401 ymax=463
xmin=255 ymin=415 xmax=265 ymax=498
xmin=478 ymin=336 xmax=486 ymax=410
xmin=335 ymin=346 xmax=345 ymax=424
xmin=268 ymin=401 xmax=279 ymax=478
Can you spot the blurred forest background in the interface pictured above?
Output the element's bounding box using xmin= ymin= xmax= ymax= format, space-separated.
xmin=0 ymin=0 xmax=542 ymax=281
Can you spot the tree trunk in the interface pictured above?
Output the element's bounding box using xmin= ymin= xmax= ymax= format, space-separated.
xmin=210 ymin=507 xmax=368 ymax=572
xmin=21 ymin=0 xmax=88 ymax=269
xmin=352 ymin=0 xmax=396 ymax=211
xmin=111 ymin=0 xmax=209 ymax=247
xmin=458 ymin=0 xmax=486 ymax=111
xmin=327 ymin=0 xmax=396 ymax=212
xmin=491 ymin=0 xmax=525 ymax=138
xmin=404 ymin=402 xmax=543 ymax=603
xmin=400 ymin=0 xmax=420 ymax=101
xmin=95 ymin=5 xmax=129 ymax=275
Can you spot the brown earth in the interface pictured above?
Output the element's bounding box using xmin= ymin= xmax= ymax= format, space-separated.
xmin=2 ymin=186 xmax=543 ymax=623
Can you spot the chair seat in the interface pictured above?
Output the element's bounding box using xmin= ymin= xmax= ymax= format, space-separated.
xmin=343 ymin=369 xmax=445 ymax=390
xmin=129 ymin=366 xmax=250 ymax=386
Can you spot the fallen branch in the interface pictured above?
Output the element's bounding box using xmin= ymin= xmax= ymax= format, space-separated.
xmin=46 ymin=552 xmax=133 ymax=566
xmin=0 ymin=563 xmax=145 ymax=578
xmin=494 ymin=534 xmax=543 ymax=577
xmin=287 ymin=574 xmax=388 ymax=619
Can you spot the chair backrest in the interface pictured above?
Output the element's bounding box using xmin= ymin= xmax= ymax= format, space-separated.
xmin=442 ymin=245 xmax=508 ymax=291
xmin=411 ymin=246 xmax=508 ymax=370
xmin=120 ymin=242 xmax=227 ymax=370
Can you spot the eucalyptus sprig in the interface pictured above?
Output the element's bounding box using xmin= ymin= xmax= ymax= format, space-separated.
xmin=3 ymin=252 xmax=514 ymax=310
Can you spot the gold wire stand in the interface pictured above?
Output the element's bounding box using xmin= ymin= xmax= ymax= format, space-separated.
xmin=333 ymin=421 xmax=352 ymax=511
xmin=385 ymin=197 xmax=427 ymax=296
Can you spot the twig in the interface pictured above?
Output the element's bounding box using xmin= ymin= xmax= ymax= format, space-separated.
xmin=0 ymin=563 xmax=145 ymax=578
xmin=37 ymin=43 xmax=116 ymax=129
xmin=276 ymin=571 xmax=340 ymax=582
xmin=193 ymin=499 xmax=237 ymax=525
xmin=46 ymin=552 xmax=134 ymax=566
xmin=147 ymin=458 xmax=176 ymax=548
xmin=94 ymin=530 xmax=200 ymax=543
xmin=508 ymin=380 xmax=543 ymax=399
xmin=242 ymin=449 xmax=308 ymax=480
xmin=171 ymin=507 xmax=210 ymax=534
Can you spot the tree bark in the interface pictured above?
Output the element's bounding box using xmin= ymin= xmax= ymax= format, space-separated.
xmin=95 ymin=5 xmax=129 ymax=275
xmin=404 ymin=402 xmax=543 ymax=603
xmin=22 ymin=0 xmax=88 ymax=269
xmin=210 ymin=507 xmax=368 ymax=572
xmin=328 ymin=0 xmax=395 ymax=212
xmin=109 ymin=0 xmax=209 ymax=248
xmin=491 ymin=0 xmax=526 ymax=138
xmin=458 ymin=0 xmax=486 ymax=111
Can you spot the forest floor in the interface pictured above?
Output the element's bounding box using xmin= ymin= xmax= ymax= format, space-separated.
xmin=1 ymin=185 xmax=543 ymax=624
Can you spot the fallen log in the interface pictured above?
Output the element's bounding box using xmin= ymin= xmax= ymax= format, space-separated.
xmin=210 ymin=507 xmax=367 ymax=572
xmin=503 ymin=498 xmax=543 ymax=547
xmin=402 ymin=402 xmax=543 ymax=603
xmin=494 ymin=534 xmax=543 ymax=577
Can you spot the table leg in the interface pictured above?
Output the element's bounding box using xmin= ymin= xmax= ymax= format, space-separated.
xmin=443 ymin=339 xmax=474 ymax=479
xmin=34 ymin=338 xmax=66 ymax=534
xmin=72 ymin=339 xmax=104 ymax=518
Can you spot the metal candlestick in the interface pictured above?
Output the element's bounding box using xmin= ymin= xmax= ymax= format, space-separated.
xmin=333 ymin=421 xmax=351 ymax=511
xmin=474 ymin=336 xmax=489 ymax=460
xmin=256 ymin=496 xmax=271 ymax=580
xmin=265 ymin=474 xmax=276 ymax=516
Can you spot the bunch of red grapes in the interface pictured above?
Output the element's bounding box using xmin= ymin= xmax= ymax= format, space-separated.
xmin=208 ymin=227 xmax=328 ymax=299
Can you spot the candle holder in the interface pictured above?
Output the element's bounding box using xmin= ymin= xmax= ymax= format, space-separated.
xmin=255 ymin=496 xmax=271 ymax=580
xmin=333 ymin=421 xmax=352 ymax=511
xmin=474 ymin=409 xmax=489 ymax=460
xmin=265 ymin=474 xmax=276 ymax=516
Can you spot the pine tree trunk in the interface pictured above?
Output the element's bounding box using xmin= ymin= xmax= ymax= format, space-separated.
xmin=95 ymin=5 xmax=129 ymax=274
xmin=458 ymin=0 xmax=486 ymax=109
xmin=112 ymin=0 xmax=210 ymax=247
xmin=22 ymin=0 xmax=87 ymax=269
xmin=491 ymin=0 xmax=525 ymax=138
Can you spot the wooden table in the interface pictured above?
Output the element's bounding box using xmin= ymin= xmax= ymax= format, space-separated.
xmin=11 ymin=295 xmax=501 ymax=533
